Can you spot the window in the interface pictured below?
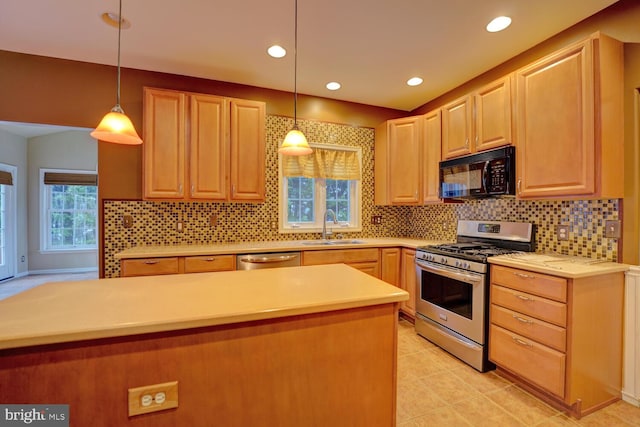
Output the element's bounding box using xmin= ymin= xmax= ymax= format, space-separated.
xmin=40 ymin=169 xmax=98 ymax=252
xmin=279 ymin=145 xmax=361 ymax=233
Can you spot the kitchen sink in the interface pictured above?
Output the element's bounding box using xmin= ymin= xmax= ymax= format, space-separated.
xmin=301 ymin=239 xmax=366 ymax=245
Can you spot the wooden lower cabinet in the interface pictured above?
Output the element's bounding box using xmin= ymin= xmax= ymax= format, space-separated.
xmin=301 ymin=248 xmax=380 ymax=278
xmin=380 ymin=248 xmax=401 ymax=285
xmin=400 ymin=249 xmax=417 ymax=318
xmin=121 ymin=255 xmax=235 ymax=277
xmin=489 ymin=264 xmax=624 ymax=418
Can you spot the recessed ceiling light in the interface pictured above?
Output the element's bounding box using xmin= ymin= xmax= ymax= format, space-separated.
xmin=267 ymin=45 xmax=287 ymax=58
xmin=100 ymin=12 xmax=131 ymax=29
xmin=486 ymin=16 xmax=512 ymax=33
xmin=407 ymin=77 xmax=423 ymax=87
xmin=326 ymin=82 xmax=341 ymax=91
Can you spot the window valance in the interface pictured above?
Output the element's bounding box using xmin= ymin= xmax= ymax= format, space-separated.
xmin=281 ymin=147 xmax=361 ymax=180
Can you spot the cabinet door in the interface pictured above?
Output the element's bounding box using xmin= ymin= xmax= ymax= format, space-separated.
xmin=229 ymin=99 xmax=265 ymax=202
xmin=380 ymin=248 xmax=401 ymax=286
xmin=190 ymin=95 xmax=227 ymax=200
xmin=515 ymin=39 xmax=595 ymax=198
xmin=143 ymin=88 xmax=186 ymax=198
xmin=442 ymin=96 xmax=472 ymax=159
xmin=400 ymin=249 xmax=416 ymax=317
xmin=423 ymin=110 xmax=442 ymax=203
xmin=387 ymin=117 xmax=422 ymax=204
xmin=475 ymin=75 xmax=513 ymax=152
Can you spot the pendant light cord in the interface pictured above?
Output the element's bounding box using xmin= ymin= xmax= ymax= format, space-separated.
xmin=116 ymin=0 xmax=122 ymax=108
xmin=293 ymin=0 xmax=298 ymax=126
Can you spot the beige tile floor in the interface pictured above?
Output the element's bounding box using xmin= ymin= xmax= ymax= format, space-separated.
xmin=0 ymin=272 xmax=98 ymax=300
xmin=397 ymin=320 xmax=640 ymax=426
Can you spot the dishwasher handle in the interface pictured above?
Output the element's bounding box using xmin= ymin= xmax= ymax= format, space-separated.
xmin=240 ymin=254 xmax=298 ymax=264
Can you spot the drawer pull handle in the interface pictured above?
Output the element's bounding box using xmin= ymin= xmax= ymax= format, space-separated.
xmin=513 ymin=315 xmax=533 ymax=324
xmin=512 ymin=337 xmax=533 ymax=347
xmin=143 ymin=260 xmax=159 ymax=265
xmin=205 ymin=257 xmax=215 ymax=262
xmin=514 ymin=272 xmax=535 ymax=279
xmin=515 ymin=294 xmax=533 ymax=302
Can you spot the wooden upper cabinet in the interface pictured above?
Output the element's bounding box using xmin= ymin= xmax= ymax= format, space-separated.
xmin=190 ymin=94 xmax=227 ymax=200
xmin=375 ymin=116 xmax=422 ymax=205
xmin=515 ymin=33 xmax=623 ymax=199
xmin=442 ymin=75 xmax=513 ymax=160
xmin=423 ymin=109 xmax=442 ymax=203
xmin=143 ymin=88 xmax=186 ymax=198
xmin=474 ymin=75 xmax=513 ymax=152
xmin=229 ymin=99 xmax=266 ymax=201
xmin=375 ymin=112 xmax=442 ymax=205
xmin=442 ymin=96 xmax=473 ymax=158
xmin=143 ymin=87 xmax=266 ymax=202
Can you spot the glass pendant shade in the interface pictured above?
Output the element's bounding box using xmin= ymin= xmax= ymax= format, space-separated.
xmin=279 ymin=127 xmax=312 ymax=155
xmin=91 ymin=105 xmax=142 ymax=145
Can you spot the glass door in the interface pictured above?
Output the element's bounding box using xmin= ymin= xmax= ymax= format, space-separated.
xmin=0 ymin=164 xmax=16 ymax=281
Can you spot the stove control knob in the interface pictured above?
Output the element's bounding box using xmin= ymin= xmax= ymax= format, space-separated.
xmin=455 ymin=260 xmax=460 ymax=267
xmin=440 ymin=257 xmax=447 ymax=264
xmin=462 ymin=262 xmax=469 ymax=269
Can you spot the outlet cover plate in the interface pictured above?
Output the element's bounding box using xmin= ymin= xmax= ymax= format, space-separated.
xmin=557 ymin=225 xmax=569 ymax=241
xmin=128 ymin=381 xmax=178 ymax=417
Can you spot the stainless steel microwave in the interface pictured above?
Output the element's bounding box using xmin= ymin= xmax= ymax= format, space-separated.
xmin=439 ymin=146 xmax=515 ymax=199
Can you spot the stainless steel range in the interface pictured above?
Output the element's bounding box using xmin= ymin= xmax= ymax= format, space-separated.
xmin=415 ymin=220 xmax=535 ymax=372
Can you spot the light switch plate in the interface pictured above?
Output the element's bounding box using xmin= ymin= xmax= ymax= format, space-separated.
xmin=122 ymin=215 xmax=133 ymax=228
xmin=605 ymin=220 xmax=621 ymax=238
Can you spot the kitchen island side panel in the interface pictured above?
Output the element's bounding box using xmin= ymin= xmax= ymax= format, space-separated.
xmin=0 ymin=303 xmax=399 ymax=427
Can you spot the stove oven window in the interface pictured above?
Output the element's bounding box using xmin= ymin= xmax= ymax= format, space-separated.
xmin=420 ymin=269 xmax=473 ymax=319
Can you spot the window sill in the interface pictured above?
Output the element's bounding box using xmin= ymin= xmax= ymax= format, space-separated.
xmin=39 ymin=248 xmax=98 ymax=255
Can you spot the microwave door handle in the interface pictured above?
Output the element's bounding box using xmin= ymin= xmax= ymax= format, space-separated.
xmin=482 ymin=161 xmax=490 ymax=193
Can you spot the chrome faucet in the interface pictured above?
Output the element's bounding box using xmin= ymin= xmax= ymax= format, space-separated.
xmin=322 ymin=209 xmax=338 ymax=240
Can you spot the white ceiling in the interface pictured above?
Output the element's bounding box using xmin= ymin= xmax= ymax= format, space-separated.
xmin=0 ymin=0 xmax=619 ymax=112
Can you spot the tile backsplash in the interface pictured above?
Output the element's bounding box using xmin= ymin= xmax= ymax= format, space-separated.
xmin=103 ymin=115 xmax=620 ymax=277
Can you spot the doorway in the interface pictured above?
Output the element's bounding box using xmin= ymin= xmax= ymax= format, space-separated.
xmin=0 ymin=164 xmax=17 ymax=281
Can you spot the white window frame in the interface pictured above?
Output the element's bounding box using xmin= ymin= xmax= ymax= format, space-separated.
xmin=39 ymin=168 xmax=98 ymax=254
xmin=278 ymin=143 xmax=362 ymax=234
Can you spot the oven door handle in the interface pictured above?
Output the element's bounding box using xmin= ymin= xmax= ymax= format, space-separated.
xmin=416 ymin=260 xmax=482 ymax=284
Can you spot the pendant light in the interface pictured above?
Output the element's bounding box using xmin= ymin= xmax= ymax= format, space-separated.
xmin=90 ymin=0 xmax=143 ymax=145
xmin=278 ymin=0 xmax=312 ymax=156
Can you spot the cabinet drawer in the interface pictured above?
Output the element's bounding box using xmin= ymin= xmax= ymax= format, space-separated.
xmin=491 ymin=285 xmax=567 ymax=327
xmin=184 ymin=255 xmax=235 ymax=273
xmin=302 ymin=248 xmax=379 ymax=265
xmin=490 ymin=324 xmax=566 ymax=398
xmin=121 ymin=257 xmax=179 ymax=277
xmin=491 ymin=265 xmax=567 ymax=302
xmin=490 ymin=304 xmax=566 ymax=352
xmin=348 ymin=261 xmax=380 ymax=278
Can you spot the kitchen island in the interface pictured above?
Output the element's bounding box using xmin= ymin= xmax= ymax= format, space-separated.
xmin=0 ymin=264 xmax=407 ymax=426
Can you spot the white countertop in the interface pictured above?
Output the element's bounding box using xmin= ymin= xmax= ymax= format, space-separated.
xmin=0 ymin=264 xmax=408 ymax=351
xmin=488 ymin=253 xmax=630 ymax=278
xmin=114 ymin=237 xmax=446 ymax=259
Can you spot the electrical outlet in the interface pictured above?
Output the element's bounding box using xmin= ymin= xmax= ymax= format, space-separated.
xmin=371 ymin=215 xmax=382 ymax=225
xmin=128 ymin=381 xmax=178 ymax=417
xmin=605 ymin=220 xmax=621 ymax=238
xmin=210 ymin=215 xmax=218 ymax=226
xmin=122 ymin=215 xmax=133 ymax=228
xmin=271 ymin=221 xmax=278 ymax=230
xmin=176 ymin=220 xmax=184 ymax=233
xmin=557 ymin=225 xmax=569 ymax=241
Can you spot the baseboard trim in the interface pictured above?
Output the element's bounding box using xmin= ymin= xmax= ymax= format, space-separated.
xmin=28 ymin=267 xmax=98 ymax=275
xmin=622 ymin=391 xmax=640 ymax=407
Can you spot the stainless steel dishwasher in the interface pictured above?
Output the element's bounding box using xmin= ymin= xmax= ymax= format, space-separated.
xmin=236 ymin=252 xmax=301 ymax=270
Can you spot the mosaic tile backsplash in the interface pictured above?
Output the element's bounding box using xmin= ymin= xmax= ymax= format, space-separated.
xmin=103 ymin=116 xmax=621 ymax=277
